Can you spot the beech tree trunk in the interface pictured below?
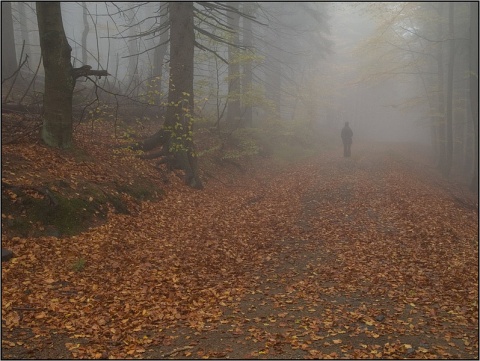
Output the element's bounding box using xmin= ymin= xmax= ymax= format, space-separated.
xmin=469 ymin=2 xmax=478 ymax=192
xmin=138 ymin=2 xmax=202 ymax=189
xmin=151 ymin=2 xmax=169 ymax=104
xmin=36 ymin=2 xmax=74 ymax=149
xmin=2 ymin=2 xmax=17 ymax=81
xmin=265 ymin=34 xmax=282 ymax=118
xmin=126 ymin=7 xmax=140 ymax=96
xmin=226 ymin=2 xmax=241 ymax=129
xmin=435 ymin=3 xmax=446 ymax=174
xmin=242 ymin=2 xmax=255 ymax=128
xmin=444 ymin=2 xmax=454 ymax=177
xmin=165 ymin=2 xmax=202 ymax=189
xmin=17 ymin=2 xmax=31 ymax=60
xmin=81 ymin=2 xmax=89 ymax=65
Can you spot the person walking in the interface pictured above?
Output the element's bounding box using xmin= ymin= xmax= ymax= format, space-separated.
xmin=341 ymin=122 xmax=353 ymax=157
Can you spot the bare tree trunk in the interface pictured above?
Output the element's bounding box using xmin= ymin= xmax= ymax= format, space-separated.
xmin=435 ymin=3 xmax=447 ymax=174
xmin=36 ymin=2 xmax=74 ymax=149
xmin=165 ymin=2 xmax=202 ymax=188
xmin=226 ymin=2 xmax=241 ymax=129
xmin=137 ymin=2 xmax=202 ymax=189
xmin=81 ymin=2 xmax=89 ymax=65
xmin=17 ymin=2 xmax=31 ymax=59
xmin=463 ymin=93 xmax=473 ymax=175
xmin=469 ymin=2 xmax=478 ymax=192
xmin=444 ymin=2 xmax=454 ymax=177
xmin=265 ymin=41 xmax=281 ymax=118
xmin=2 ymin=2 xmax=17 ymax=81
xmin=152 ymin=3 xmax=169 ymax=105
xmin=242 ymin=2 xmax=255 ymax=128
xmin=423 ymin=75 xmax=439 ymax=161
xmin=126 ymin=6 xmax=140 ymax=96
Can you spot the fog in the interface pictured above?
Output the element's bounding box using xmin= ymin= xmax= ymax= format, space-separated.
xmin=324 ymin=4 xmax=431 ymax=144
xmin=2 ymin=4 xmax=478 ymax=358
xmin=3 ymin=2 xmax=477 ymax=181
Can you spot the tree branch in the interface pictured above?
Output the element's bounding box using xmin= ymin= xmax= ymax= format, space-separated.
xmin=72 ymin=65 xmax=110 ymax=80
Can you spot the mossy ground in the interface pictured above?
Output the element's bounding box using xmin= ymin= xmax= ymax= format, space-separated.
xmin=1 ymin=119 xmax=165 ymax=239
xmin=1 ymin=181 xmax=158 ymax=238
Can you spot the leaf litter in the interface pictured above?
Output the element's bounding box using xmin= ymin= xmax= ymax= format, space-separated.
xmin=1 ymin=127 xmax=478 ymax=359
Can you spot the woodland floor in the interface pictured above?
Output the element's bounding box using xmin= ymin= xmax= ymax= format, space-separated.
xmin=1 ymin=125 xmax=479 ymax=359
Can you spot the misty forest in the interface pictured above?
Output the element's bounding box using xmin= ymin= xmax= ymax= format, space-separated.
xmin=1 ymin=2 xmax=478 ymax=359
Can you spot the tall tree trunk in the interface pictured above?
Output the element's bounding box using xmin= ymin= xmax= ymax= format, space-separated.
xmin=2 ymin=2 xmax=17 ymax=81
xmin=152 ymin=2 xmax=169 ymax=105
xmin=444 ymin=2 xmax=454 ymax=177
xmin=126 ymin=6 xmax=140 ymax=96
xmin=242 ymin=2 xmax=254 ymax=127
xmin=166 ymin=2 xmax=202 ymax=188
xmin=469 ymin=2 xmax=478 ymax=192
xmin=435 ymin=3 xmax=447 ymax=174
xmin=81 ymin=2 xmax=89 ymax=65
xmin=17 ymin=2 xmax=31 ymax=59
xmin=265 ymin=35 xmax=281 ymax=119
xmin=36 ymin=2 xmax=74 ymax=149
xmin=463 ymin=93 xmax=472 ymax=175
xmin=226 ymin=2 xmax=241 ymax=129
xmin=423 ymin=76 xmax=439 ymax=161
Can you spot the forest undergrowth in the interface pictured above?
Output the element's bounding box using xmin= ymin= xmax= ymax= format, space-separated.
xmin=1 ymin=120 xmax=478 ymax=359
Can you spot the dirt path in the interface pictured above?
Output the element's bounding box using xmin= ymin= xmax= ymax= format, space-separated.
xmin=2 ymin=145 xmax=478 ymax=359
xmin=142 ymin=146 xmax=478 ymax=359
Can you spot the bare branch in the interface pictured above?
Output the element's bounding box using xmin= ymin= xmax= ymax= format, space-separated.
xmin=194 ymin=41 xmax=228 ymax=63
xmin=72 ymin=65 xmax=110 ymax=80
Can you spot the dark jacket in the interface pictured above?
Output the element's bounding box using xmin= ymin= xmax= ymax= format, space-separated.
xmin=341 ymin=125 xmax=353 ymax=144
